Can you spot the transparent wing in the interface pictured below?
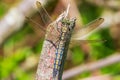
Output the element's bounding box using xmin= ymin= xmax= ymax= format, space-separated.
xmin=74 ymin=40 xmax=106 ymax=43
xmin=36 ymin=1 xmax=53 ymax=25
xmin=71 ymin=18 xmax=104 ymax=40
xmin=70 ymin=40 xmax=106 ymax=47
xmin=26 ymin=17 xmax=46 ymax=37
xmin=26 ymin=17 xmax=46 ymax=32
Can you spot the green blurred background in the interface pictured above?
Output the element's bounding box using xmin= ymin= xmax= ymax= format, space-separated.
xmin=0 ymin=0 xmax=120 ymax=80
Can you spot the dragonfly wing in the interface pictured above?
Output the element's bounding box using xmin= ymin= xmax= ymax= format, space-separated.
xmin=70 ymin=39 xmax=106 ymax=44
xmin=69 ymin=40 xmax=106 ymax=49
xmin=26 ymin=17 xmax=46 ymax=36
xmin=71 ymin=18 xmax=104 ymax=40
xmin=26 ymin=17 xmax=46 ymax=31
xmin=36 ymin=1 xmax=53 ymax=25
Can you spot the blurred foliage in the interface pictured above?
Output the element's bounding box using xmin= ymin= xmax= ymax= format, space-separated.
xmin=68 ymin=72 xmax=91 ymax=80
xmin=33 ymin=39 xmax=44 ymax=54
xmin=0 ymin=0 xmax=120 ymax=80
xmin=79 ymin=0 xmax=103 ymax=24
xmin=89 ymin=29 xmax=115 ymax=60
xmin=0 ymin=2 xmax=8 ymax=18
xmin=1 ymin=47 xmax=32 ymax=78
xmin=71 ymin=46 xmax=84 ymax=65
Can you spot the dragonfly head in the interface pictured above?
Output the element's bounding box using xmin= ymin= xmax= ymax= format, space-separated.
xmin=61 ymin=18 xmax=76 ymax=32
xmin=56 ymin=4 xmax=76 ymax=33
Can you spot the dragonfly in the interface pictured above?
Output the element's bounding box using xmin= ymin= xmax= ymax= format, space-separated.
xmin=27 ymin=1 xmax=104 ymax=80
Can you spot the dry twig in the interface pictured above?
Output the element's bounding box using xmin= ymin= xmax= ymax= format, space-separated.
xmin=62 ymin=53 xmax=120 ymax=80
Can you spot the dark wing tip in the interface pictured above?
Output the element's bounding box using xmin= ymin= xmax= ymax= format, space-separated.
xmin=98 ymin=18 xmax=104 ymax=23
xmin=36 ymin=1 xmax=42 ymax=8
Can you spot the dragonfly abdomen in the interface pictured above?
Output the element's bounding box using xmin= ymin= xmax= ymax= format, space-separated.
xmin=53 ymin=32 xmax=66 ymax=78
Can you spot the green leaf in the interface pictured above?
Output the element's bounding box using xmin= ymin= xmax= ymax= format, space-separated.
xmin=71 ymin=46 xmax=84 ymax=65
